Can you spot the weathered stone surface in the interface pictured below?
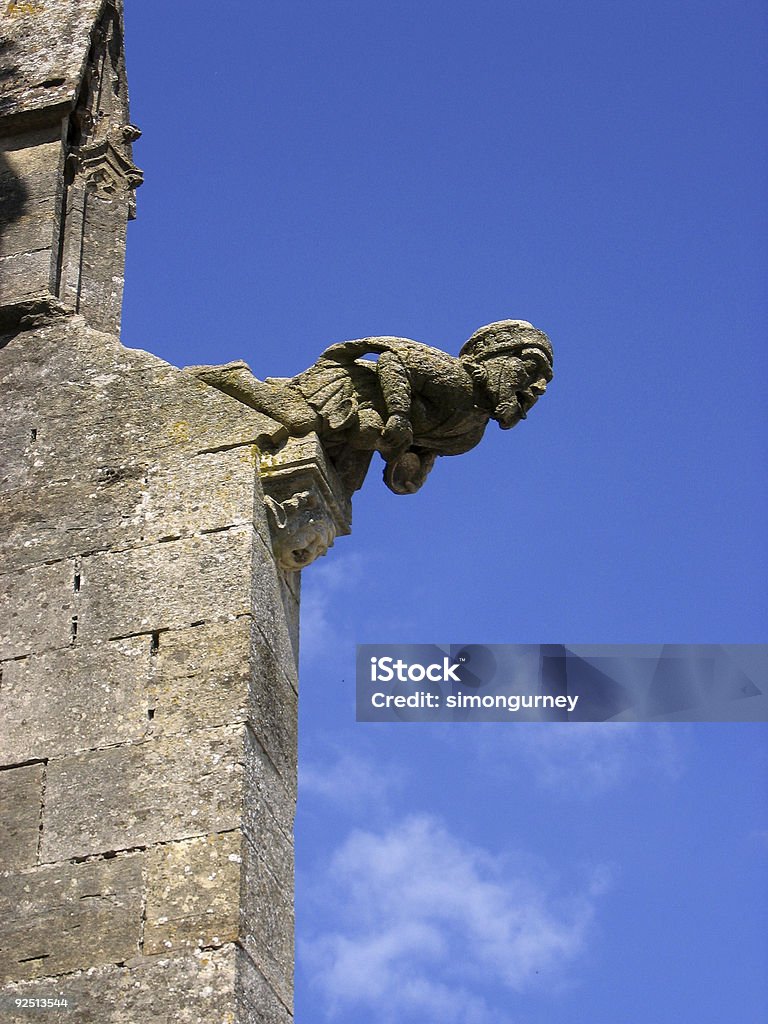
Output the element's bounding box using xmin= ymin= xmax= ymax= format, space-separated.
xmin=0 ymin=560 xmax=76 ymax=659
xmin=0 ymin=249 xmax=51 ymax=307
xmin=41 ymin=725 xmax=245 ymax=861
xmin=241 ymin=731 xmax=295 ymax=1003
xmin=241 ymin=831 xmax=294 ymax=1008
xmin=243 ymin=729 xmax=295 ymax=878
xmin=252 ymin=532 xmax=301 ymax=674
xmin=0 ymin=129 xmax=60 ymax=312
xmin=0 ymin=637 xmax=148 ymax=763
xmin=0 ymin=304 xmax=298 ymax=1017
xmin=0 ymin=762 xmax=43 ymax=872
xmin=0 ymin=853 xmax=143 ymax=983
xmin=0 ymin=947 xmax=239 ymax=1024
xmin=237 ymin=947 xmax=293 ymax=1024
xmin=0 ymin=130 xmax=60 ymax=260
xmin=146 ymin=620 xmax=251 ymax=738
xmin=0 ymin=0 xmax=103 ymax=126
xmin=143 ymin=831 xmax=241 ymax=955
xmin=280 ymin=574 xmax=301 ymax=670
xmin=2 ymin=4 xmax=301 ymax=1020
xmin=0 ymin=442 xmax=261 ymax=573
xmin=0 ymin=416 xmax=38 ymax=495
xmin=137 ymin=445 xmax=260 ymax=542
xmin=250 ymin=624 xmax=298 ymax=792
xmin=0 ymin=320 xmax=286 ymax=498
xmin=76 ymin=527 xmax=255 ymax=642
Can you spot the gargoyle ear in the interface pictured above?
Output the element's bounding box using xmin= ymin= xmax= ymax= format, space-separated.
xmin=521 ymin=346 xmax=554 ymax=378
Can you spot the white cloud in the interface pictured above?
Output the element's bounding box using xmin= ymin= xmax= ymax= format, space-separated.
xmin=512 ymin=723 xmax=683 ymax=795
xmin=301 ymin=815 xmax=603 ymax=1023
xmin=300 ymin=552 xmax=363 ymax=661
xmin=300 ymin=750 xmax=405 ymax=811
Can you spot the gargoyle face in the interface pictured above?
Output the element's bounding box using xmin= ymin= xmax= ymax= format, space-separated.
xmin=485 ymin=349 xmax=553 ymax=429
xmin=264 ymin=492 xmax=337 ymax=570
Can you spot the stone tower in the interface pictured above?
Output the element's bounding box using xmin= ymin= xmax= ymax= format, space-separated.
xmin=1 ymin=3 xmax=315 ymax=1020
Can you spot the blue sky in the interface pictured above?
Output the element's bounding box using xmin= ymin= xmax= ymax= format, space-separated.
xmin=122 ymin=2 xmax=767 ymax=1020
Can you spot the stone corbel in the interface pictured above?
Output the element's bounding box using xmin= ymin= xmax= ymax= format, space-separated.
xmin=259 ymin=433 xmax=352 ymax=572
xmin=77 ymin=127 xmax=143 ymax=211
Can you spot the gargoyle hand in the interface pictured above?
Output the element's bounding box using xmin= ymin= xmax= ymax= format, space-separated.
xmin=381 ymin=413 xmax=414 ymax=451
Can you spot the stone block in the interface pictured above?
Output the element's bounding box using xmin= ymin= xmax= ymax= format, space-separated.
xmin=136 ymin=445 xmax=259 ymax=543
xmin=0 ymin=133 xmax=61 ymax=259
xmin=0 ymin=762 xmax=43 ymax=872
xmin=77 ymin=527 xmax=255 ymax=643
xmin=0 ymin=637 xmax=148 ymax=764
xmin=0 ymin=322 xmax=285 ymax=474
xmin=280 ymin=574 xmax=301 ymax=668
xmin=250 ymin=624 xmax=298 ymax=794
xmin=241 ymin=727 xmax=295 ymax=1002
xmin=0 ymin=947 xmax=239 ymax=1024
xmin=0 ymin=444 xmax=259 ymax=573
xmin=241 ymin=831 xmax=294 ymax=1009
xmin=0 ymin=249 xmax=51 ymax=307
xmin=0 ymin=560 xmax=76 ymax=659
xmin=0 ymin=416 xmax=35 ymax=494
xmin=143 ymin=831 xmax=241 ymax=956
xmin=0 ymin=854 xmax=143 ymax=983
xmin=0 ymin=0 xmax=103 ymax=126
xmin=147 ymin=620 xmax=251 ymax=738
xmin=237 ymin=946 xmax=293 ymax=1024
xmin=41 ymin=725 xmax=245 ymax=861
xmin=243 ymin=728 xmax=295 ymax=853
xmin=251 ymin=533 xmax=299 ymax=676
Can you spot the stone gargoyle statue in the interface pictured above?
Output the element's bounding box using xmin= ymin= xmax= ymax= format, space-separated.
xmin=190 ymin=319 xmax=553 ymax=498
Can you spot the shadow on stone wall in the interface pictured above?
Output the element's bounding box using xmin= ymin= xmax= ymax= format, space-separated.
xmin=0 ymin=35 xmax=31 ymax=271
xmin=0 ymin=149 xmax=30 ymax=241
xmin=0 ymin=37 xmax=32 ymax=343
xmin=0 ymin=34 xmax=19 ymax=105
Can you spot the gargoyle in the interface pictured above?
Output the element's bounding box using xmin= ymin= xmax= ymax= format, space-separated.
xmin=190 ymin=319 xmax=553 ymax=496
xmin=264 ymin=490 xmax=337 ymax=572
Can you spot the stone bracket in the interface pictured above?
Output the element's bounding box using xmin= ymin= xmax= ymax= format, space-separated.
xmin=76 ymin=126 xmax=144 ymax=216
xmin=259 ymin=433 xmax=352 ymax=572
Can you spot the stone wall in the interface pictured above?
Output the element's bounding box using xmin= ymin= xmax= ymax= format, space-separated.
xmin=0 ymin=314 xmax=298 ymax=1022
xmin=0 ymin=121 xmax=63 ymax=313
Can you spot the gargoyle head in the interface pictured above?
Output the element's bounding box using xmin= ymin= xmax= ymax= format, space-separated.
xmin=264 ymin=491 xmax=336 ymax=571
xmin=460 ymin=320 xmax=554 ymax=429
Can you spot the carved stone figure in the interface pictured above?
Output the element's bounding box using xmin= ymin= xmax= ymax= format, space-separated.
xmin=192 ymin=320 xmax=553 ymax=499
xmin=264 ymin=490 xmax=338 ymax=571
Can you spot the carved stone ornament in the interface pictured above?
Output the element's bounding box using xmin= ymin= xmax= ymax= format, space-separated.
xmin=66 ymin=9 xmax=143 ymax=219
xmin=191 ymin=319 xmax=554 ymax=501
xmin=258 ymin=434 xmax=352 ymax=571
xmin=190 ymin=320 xmax=552 ymax=570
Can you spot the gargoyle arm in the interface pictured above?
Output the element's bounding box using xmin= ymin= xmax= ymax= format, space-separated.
xmin=317 ymin=338 xmax=415 ymax=450
xmin=376 ymin=350 xmax=411 ymax=417
xmin=318 ymin=337 xmax=412 ymax=362
xmin=377 ymin=349 xmax=414 ymax=450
